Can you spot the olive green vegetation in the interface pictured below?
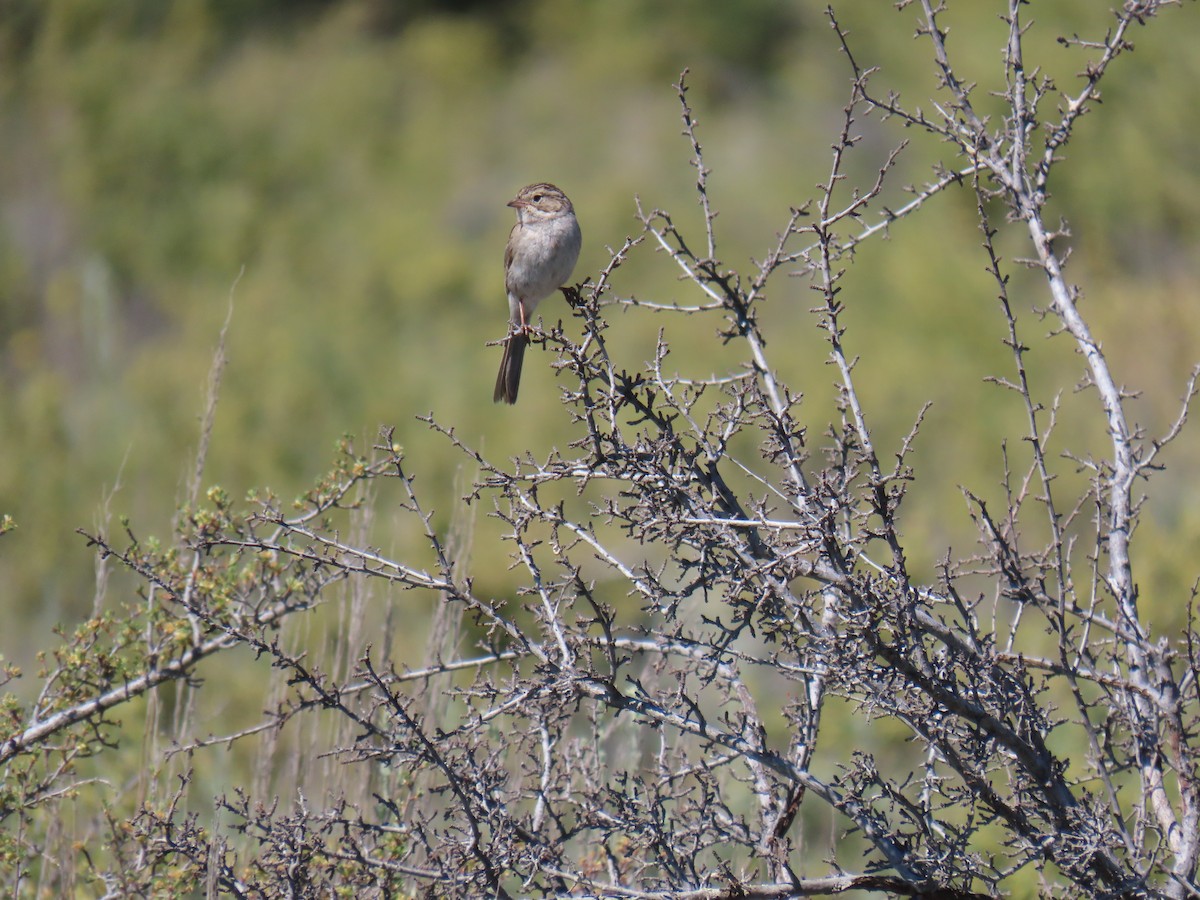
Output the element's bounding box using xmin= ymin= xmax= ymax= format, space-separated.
xmin=0 ymin=0 xmax=827 ymax=646
xmin=2 ymin=0 xmax=1199 ymax=758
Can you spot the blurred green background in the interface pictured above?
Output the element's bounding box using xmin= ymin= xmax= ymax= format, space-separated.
xmin=2 ymin=2 xmax=1200 ymax=889
xmin=2 ymin=0 xmax=1199 ymax=682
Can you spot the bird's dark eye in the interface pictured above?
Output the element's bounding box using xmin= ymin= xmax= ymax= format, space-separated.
xmin=532 ymin=194 xmax=543 ymax=202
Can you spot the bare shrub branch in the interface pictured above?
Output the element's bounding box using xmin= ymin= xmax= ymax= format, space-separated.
xmin=4 ymin=3 xmax=1198 ymax=897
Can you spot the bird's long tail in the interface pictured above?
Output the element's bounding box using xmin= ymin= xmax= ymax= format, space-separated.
xmin=493 ymin=331 xmax=528 ymax=404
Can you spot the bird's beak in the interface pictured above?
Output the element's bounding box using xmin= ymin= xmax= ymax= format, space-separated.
xmin=508 ymin=198 xmax=529 ymax=209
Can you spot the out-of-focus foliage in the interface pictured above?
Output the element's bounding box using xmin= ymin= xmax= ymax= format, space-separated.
xmin=0 ymin=0 xmax=1198 ymax=698
xmin=1 ymin=1 xmax=1198 ymax=893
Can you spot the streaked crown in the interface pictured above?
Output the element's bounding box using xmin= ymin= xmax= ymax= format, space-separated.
xmin=509 ymin=182 xmax=574 ymax=215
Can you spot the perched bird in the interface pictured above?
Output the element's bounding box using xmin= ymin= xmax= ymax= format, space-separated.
xmin=494 ymin=183 xmax=581 ymax=404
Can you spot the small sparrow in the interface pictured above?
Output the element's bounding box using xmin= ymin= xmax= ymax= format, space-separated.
xmin=494 ymin=182 xmax=582 ymax=404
